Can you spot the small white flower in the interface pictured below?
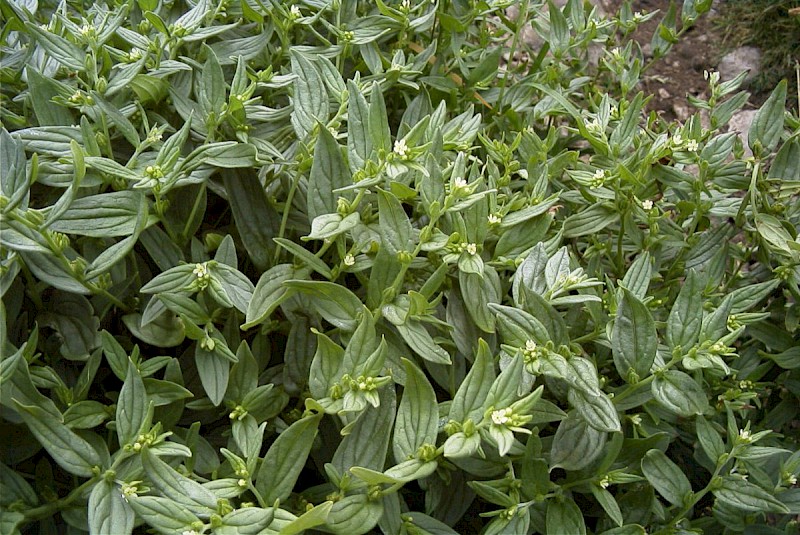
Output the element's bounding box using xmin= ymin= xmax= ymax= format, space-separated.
xmin=739 ymin=429 xmax=752 ymax=442
xmin=671 ymin=133 xmax=684 ymax=147
xmin=238 ymin=479 xmax=248 ymax=487
xmin=393 ymin=138 xmax=409 ymax=158
xmin=525 ymin=340 xmax=537 ymax=352
xmin=453 ymin=177 xmax=467 ymax=189
xmin=593 ymin=169 xmax=605 ymax=180
xmin=491 ymin=408 xmax=512 ymax=426
xmin=642 ymin=199 xmax=653 ymax=211
xmin=787 ymin=474 xmax=798 ymax=485
xmin=182 ymin=531 xmax=200 ymax=535
xmin=401 ymin=0 xmax=411 ymax=9
xmin=290 ymin=4 xmax=301 ymax=17
xmin=343 ymin=254 xmax=355 ymax=266
xmin=193 ymin=263 xmax=208 ymax=278
xmin=686 ymin=139 xmax=699 ymax=152
xmin=488 ymin=214 xmax=502 ymax=225
xmin=599 ymin=476 xmax=610 ymax=489
xmin=465 ymin=243 xmax=477 ymax=255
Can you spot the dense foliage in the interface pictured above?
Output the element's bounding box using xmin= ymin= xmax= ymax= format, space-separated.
xmin=1 ymin=0 xmax=799 ymax=533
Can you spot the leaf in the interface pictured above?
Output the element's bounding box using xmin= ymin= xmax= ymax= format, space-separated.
xmin=332 ymin=385 xmax=395 ymax=472
xmin=48 ymin=191 xmax=145 ymax=237
xmin=546 ymin=497 xmax=586 ymax=535
xmin=748 ymin=80 xmax=786 ymax=153
xmin=127 ymin=495 xmax=200 ymax=532
xmin=141 ymin=448 xmax=217 ymax=514
xmin=306 ymin=212 xmax=361 ymax=241
xmin=641 ymin=449 xmax=692 ymax=506
xmin=307 ymin=127 xmax=350 ymax=224
xmin=562 ymin=203 xmax=618 ymax=238
xmin=24 ymin=22 xmax=85 ymax=70
xmin=612 ymin=289 xmax=657 ymax=382
xmin=620 ymin=252 xmax=652 ymax=300
xmin=290 ymin=50 xmax=328 ymax=138
xmin=13 ymin=401 xmax=101 ymax=477
xmin=255 ymin=411 xmax=322 ymax=504
xmin=368 ymin=82 xmax=391 ymax=155
xmin=450 ymin=338 xmax=495 ymax=423
xmin=395 ymin=320 xmax=451 ymax=365
xmin=393 ymin=358 xmax=438 ymax=462
xmin=377 ymin=188 xmax=413 ymax=256
xmin=346 ymin=80 xmax=370 ymax=170
xmin=284 ymin=280 xmax=362 ymax=331
xmin=218 ymin=507 xmax=275 ymax=535
xmin=651 ymin=370 xmax=709 ymax=416
xmin=88 ymin=479 xmax=135 ymax=535
xmin=713 ymin=476 xmax=789 ymax=513
xmin=279 ymin=501 xmax=333 ymax=535
xmin=274 ymin=238 xmax=332 ymax=279
xmin=116 ymin=361 xmax=149 ymax=446
xmin=550 ymin=412 xmax=606 ymax=471
xmin=666 ymin=270 xmax=703 ymax=351
xmin=695 ymin=415 xmax=725 ymax=462
xmin=214 ymin=263 xmax=255 ymax=314
xmin=244 ymin=264 xmax=302 ymax=329
xmin=221 ymin=168 xmax=280 ymax=271
xmin=198 ymin=46 xmax=225 ymax=117
xmin=591 ymin=485 xmax=624 ymax=527
xmin=568 ymin=388 xmax=621 ymax=433
xmin=323 ymin=494 xmax=384 ymax=535
xmin=195 ymin=345 xmax=230 ymax=406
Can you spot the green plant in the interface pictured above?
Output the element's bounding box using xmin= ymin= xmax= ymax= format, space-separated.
xmin=1 ymin=0 xmax=799 ymax=534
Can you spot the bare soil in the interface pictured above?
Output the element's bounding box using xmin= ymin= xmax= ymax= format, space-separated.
xmin=607 ymin=0 xmax=732 ymax=122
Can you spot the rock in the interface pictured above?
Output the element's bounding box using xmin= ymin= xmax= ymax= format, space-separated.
xmin=717 ymin=46 xmax=761 ymax=84
xmin=728 ymin=110 xmax=758 ymax=157
xmin=658 ymin=87 xmax=670 ymax=99
xmin=672 ymin=102 xmax=691 ymax=122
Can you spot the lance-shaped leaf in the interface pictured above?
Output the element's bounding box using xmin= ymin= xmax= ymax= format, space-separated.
xmin=546 ymin=497 xmax=586 ymax=535
xmin=651 ymin=370 xmax=709 ymax=416
xmin=290 ymin=50 xmax=328 ymax=138
xmin=713 ymin=476 xmax=790 ymax=513
xmin=393 ymin=358 xmax=438 ymax=462
xmin=641 ymin=449 xmax=692 ymax=506
xmin=377 ymin=188 xmax=414 ymax=256
xmin=666 ymin=270 xmax=703 ymax=351
xmin=116 ymin=360 xmax=149 ymax=446
xmin=450 ymin=338 xmax=495 ymax=423
xmin=550 ymin=412 xmax=606 ymax=471
xmin=256 ymin=410 xmax=323 ymax=504
xmin=88 ymin=479 xmax=135 ymax=535
xmin=332 ymin=385 xmax=395 ymax=472
xmin=307 ymin=127 xmax=349 ymax=224
xmin=612 ymin=288 xmax=657 ymax=382
xmin=284 ymin=280 xmax=361 ymax=331
xmin=141 ymin=448 xmax=217 ymax=515
xmin=13 ymin=401 xmax=102 ymax=477
xmin=127 ymin=495 xmax=201 ymax=533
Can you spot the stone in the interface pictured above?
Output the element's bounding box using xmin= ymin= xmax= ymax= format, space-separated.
xmin=728 ymin=110 xmax=758 ymax=157
xmin=717 ymin=46 xmax=761 ymax=84
xmin=672 ymin=102 xmax=690 ymax=122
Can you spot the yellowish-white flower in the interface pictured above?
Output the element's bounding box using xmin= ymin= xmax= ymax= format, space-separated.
xmin=290 ymin=4 xmax=301 ymax=18
xmin=465 ymin=243 xmax=477 ymax=255
xmin=343 ymin=254 xmax=356 ymax=266
xmin=686 ymin=139 xmax=699 ymax=152
xmin=487 ymin=213 xmax=502 ymax=225
xmin=491 ymin=407 xmax=512 ymax=426
xmin=393 ymin=138 xmax=409 ymax=159
xmin=642 ymin=199 xmax=654 ymax=211
xmin=193 ymin=263 xmax=209 ymax=278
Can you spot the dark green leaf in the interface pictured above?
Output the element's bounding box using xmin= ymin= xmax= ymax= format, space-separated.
xmin=641 ymin=449 xmax=692 ymax=506
xmin=613 ymin=289 xmax=657 ymax=382
xmin=88 ymin=479 xmax=134 ymax=535
xmin=13 ymin=401 xmax=101 ymax=477
xmin=651 ymin=370 xmax=709 ymax=416
xmin=394 ymin=358 xmax=438 ymax=461
xmin=255 ymin=411 xmax=322 ymax=504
